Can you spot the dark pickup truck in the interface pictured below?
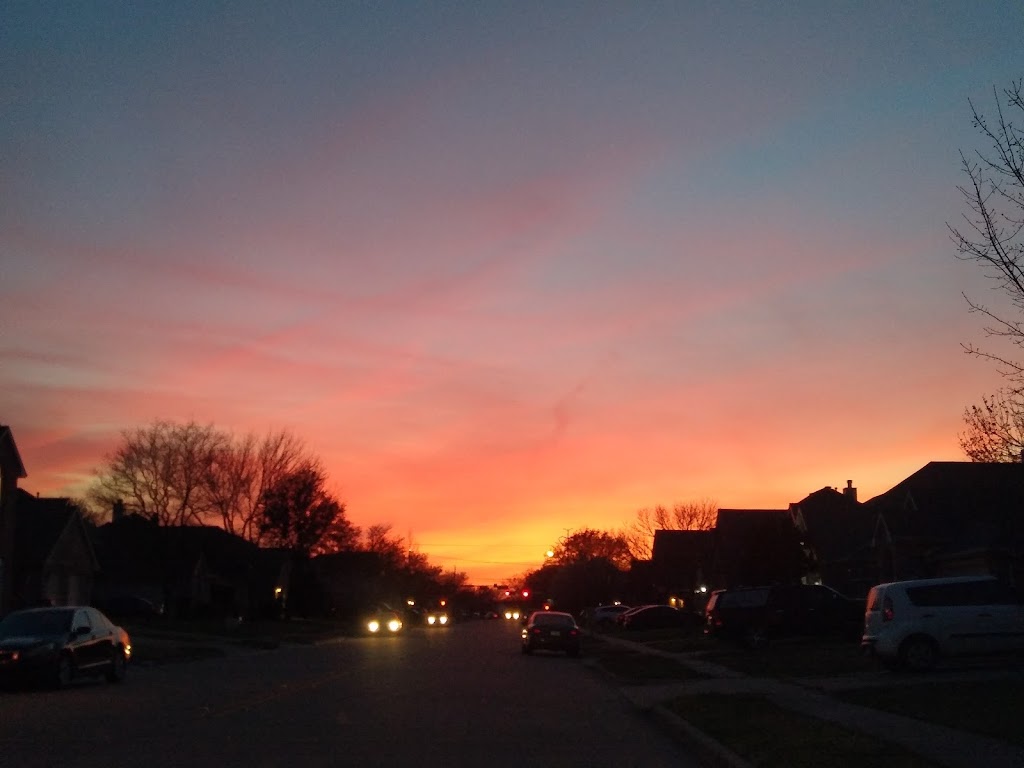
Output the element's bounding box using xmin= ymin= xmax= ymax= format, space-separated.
xmin=704 ymin=583 xmax=865 ymax=648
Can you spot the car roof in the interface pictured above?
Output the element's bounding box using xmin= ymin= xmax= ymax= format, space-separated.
xmin=871 ymin=575 xmax=998 ymax=590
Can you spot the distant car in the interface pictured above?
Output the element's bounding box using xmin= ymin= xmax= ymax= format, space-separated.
xmin=862 ymin=575 xmax=1024 ymax=671
xmin=0 ymin=606 xmax=131 ymax=688
xmin=502 ymin=607 xmax=523 ymax=621
xmin=364 ymin=606 xmax=404 ymax=635
xmin=621 ymin=604 xmax=702 ymax=632
xmin=704 ymin=584 xmax=864 ymax=648
xmin=584 ymin=604 xmax=631 ymax=629
xmin=521 ymin=611 xmax=581 ymax=656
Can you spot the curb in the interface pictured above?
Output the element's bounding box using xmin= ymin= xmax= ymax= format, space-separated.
xmin=648 ymin=704 xmax=754 ymax=768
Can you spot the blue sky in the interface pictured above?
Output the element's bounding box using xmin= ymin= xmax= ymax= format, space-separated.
xmin=2 ymin=1 xmax=1021 ymax=580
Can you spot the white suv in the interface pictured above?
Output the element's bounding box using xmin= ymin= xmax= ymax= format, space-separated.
xmin=861 ymin=575 xmax=1024 ymax=671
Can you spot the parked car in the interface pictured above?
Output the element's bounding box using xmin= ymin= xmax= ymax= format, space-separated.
xmin=861 ymin=575 xmax=1024 ymax=671
xmin=521 ymin=611 xmax=581 ymax=656
xmin=0 ymin=606 xmax=131 ymax=688
xmin=704 ymin=584 xmax=864 ymax=648
xmin=615 ymin=604 xmax=655 ymax=628
xmin=621 ymin=604 xmax=703 ymax=632
xmin=364 ymin=605 xmax=404 ymax=635
xmin=582 ymin=604 xmax=631 ymax=629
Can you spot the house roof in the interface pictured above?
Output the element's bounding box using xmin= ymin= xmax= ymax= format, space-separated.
xmin=0 ymin=425 xmax=27 ymax=479
xmin=92 ymin=515 xmax=270 ymax=582
xmin=864 ymin=461 xmax=1024 ymax=553
xmin=790 ymin=486 xmax=874 ymax=562
xmin=715 ymin=508 xmax=791 ymax=539
xmin=651 ymin=529 xmax=714 ymax=566
xmin=13 ymin=488 xmax=98 ymax=570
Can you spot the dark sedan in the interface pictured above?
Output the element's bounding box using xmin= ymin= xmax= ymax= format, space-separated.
xmin=621 ymin=604 xmax=703 ymax=632
xmin=0 ymin=606 xmax=131 ymax=688
xmin=521 ymin=611 xmax=581 ymax=656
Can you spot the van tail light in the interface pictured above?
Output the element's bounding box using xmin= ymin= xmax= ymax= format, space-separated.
xmin=882 ymin=596 xmax=894 ymax=623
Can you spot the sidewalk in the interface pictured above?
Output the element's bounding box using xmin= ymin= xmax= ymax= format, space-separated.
xmin=594 ymin=634 xmax=1024 ymax=768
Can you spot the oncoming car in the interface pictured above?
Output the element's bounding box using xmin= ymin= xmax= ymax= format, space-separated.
xmin=425 ymin=609 xmax=449 ymax=627
xmin=503 ymin=607 xmax=522 ymax=621
xmin=364 ymin=606 xmax=404 ymax=635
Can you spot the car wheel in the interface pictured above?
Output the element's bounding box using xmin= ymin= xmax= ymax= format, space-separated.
xmin=53 ymin=654 xmax=74 ymax=689
xmin=899 ymin=636 xmax=938 ymax=672
xmin=106 ymin=648 xmax=127 ymax=683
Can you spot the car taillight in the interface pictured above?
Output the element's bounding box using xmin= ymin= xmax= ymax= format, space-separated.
xmin=882 ymin=596 xmax=894 ymax=623
xmin=569 ymin=629 xmax=579 ymax=637
xmin=531 ymin=628 xmax=542 ymax=635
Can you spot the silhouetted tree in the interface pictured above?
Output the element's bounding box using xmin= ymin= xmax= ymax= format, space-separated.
xmin=549 ymin=528 xmax=632 ymax=570
xmin=204 ymin=430 xmax=312 ymax=543
xmin=951 ymin=79 xmax=1024 ymax=460
xmin=960 ymin=391 xmax=1024 ymax=462
xmin=259 ymin=461 xmax=355 ymax=557
xmin=89 ymin=420 xmax=223 ymax=526
xmin=622 ymin=500 xmax=718 ymax=560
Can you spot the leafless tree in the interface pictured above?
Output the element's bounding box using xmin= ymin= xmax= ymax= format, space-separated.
xmin=959 ymin=390 xmax=1024 ymax=462
xmin=89 ymin=420 xmax=223 ymax=526
xmin=622 ymin=499 xmax=718 ymax=560
xmin=951 ymin=79 xmax=1024 ymax=460
xmin=204 ymin=430 xmax=311 ymax=543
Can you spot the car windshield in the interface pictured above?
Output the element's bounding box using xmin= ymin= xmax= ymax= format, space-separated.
xmin=0 ymin=608 xmax=74 ymax=636
xmin=532 ymin=613 xmax=574 ymax=629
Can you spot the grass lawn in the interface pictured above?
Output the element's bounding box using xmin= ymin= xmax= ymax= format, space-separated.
xmin=836 ymin=679 xmax=1024 ymax=747
xmin=667 ymin=693 xmax=941 ymax=768
xmin=698 ymin=638 xmax=875 ymax=678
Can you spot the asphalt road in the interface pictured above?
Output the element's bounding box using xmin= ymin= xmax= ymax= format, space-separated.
xmin=0 ymin=619 xmax=698 ymax=768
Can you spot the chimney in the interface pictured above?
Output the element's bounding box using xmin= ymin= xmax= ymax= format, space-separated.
xmin=112 ymin=499 xmax=125 ymax=522
xmin=843 ymin=480 xmax=857 ymax=502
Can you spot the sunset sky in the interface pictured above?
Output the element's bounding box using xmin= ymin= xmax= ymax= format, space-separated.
xmin=3 ymin=2 xmax=1021 ymax=583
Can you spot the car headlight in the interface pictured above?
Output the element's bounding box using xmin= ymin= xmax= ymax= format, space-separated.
xmin=387 ymin=619 xmax=402 ymax=632
xmin=367 ymin=620 xmax=381 ymax=633
xmin=428 ymin=615 xmax=436 ymax=625
xmin=439 ymin=615 xmax=448 ymax=625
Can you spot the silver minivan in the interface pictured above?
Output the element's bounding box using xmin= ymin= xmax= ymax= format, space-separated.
xmin=861 ymin=575 xmax=1024 ymax=671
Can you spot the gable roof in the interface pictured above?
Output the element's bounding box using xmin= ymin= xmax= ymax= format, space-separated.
xmin=0 ymin=425 xmax=27 ymax=479
xmin=864 ymin=461 xmax=1024 ymax=553
xmin=790 ymin=486 xmax=874 ymax=563
xmin=715 ymin=508 xmax=791 ymax=539
xmin=651 ymin=529 xmax=714 ymax=566
xmin=13 ymin=488 xmax=98 ymax=570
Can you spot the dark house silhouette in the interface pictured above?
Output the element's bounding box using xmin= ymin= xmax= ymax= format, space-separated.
xmin=866 ymin=461 xmax=1024 ymax=584
xmin=711 ymin=508 xmax=805 ymax=588
xmin=789 ymin=481 xmax=876 ymax=597
xmin=92 ymin=511 xmax=291 ymax=620
xmin=0 ymin=425 xmax=28 ymax=615
xmin=649 ymin=529 xmax=713 ymax=609
xmin=10 ymin=488 xmax=99 ymax=609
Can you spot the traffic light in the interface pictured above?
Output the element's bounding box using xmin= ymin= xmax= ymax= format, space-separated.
xmin=522 ymin=589 xmax=530 ymax=599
